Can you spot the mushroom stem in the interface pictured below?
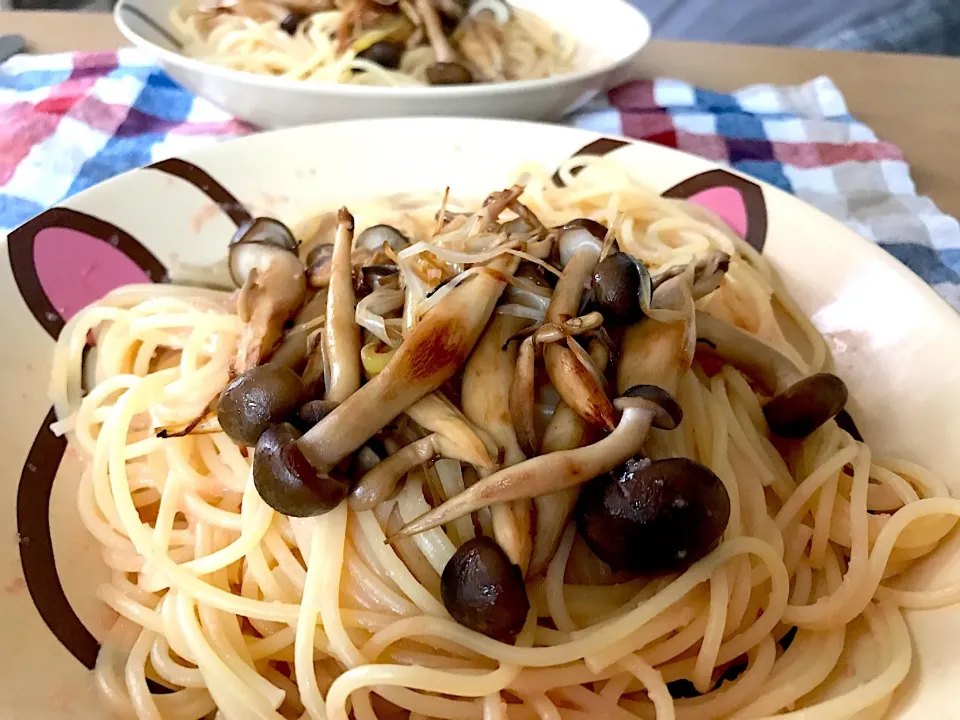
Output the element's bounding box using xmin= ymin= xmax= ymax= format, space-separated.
xmin=462 ymin=312 xmax=534 ymax=572
xmin=527 ymin=404 xmax=589 ymax=576
xmin=653 ymin=250 xmax=731 ymax=300
xmin=491 ymin=497 xmax=532 ymax=575
xmin=389 ymin=399 xmax=658 ymax=540
xmin=463 ymin=313 xmax=529 ymax=465
xmin=349 ymin=433 xmax=470 ymax=511
xmin=416 ymin=0 xmax=456 ymax=61
xmin=618 ymin=270 xmax=697 ymax=397
xmin=544 ymin=245 xmax=616 ymax=430
xmin=694 ymin=310 xmax=799 ymax=395
xmin=509 ymin=335 xmax=539 ymax=456
xmin=323 ymin=208 xmax=363 ymax=403
xmin=405 ymin=392 xmax=494 ymax=469
xmin=233 ymin=248 xmax=306 ymax=375
xmin=270 ymin=288 xmax=328 ymax=372
xmin=695 ymin=310 xmax=848 ymax=438
xmin=297 ymin=254 xmax=519 ymax=470
xmin=528 ymin=341 xmax=608 ymax=577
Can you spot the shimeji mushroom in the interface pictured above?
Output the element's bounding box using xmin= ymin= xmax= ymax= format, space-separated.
xmin=576 ymin=457 xmax=731 ymax=574
xmin=349 ymin=391 xmax=496 ymax=510
xmin=592 ymin=252 xmax=652 ymax=324
xmin=695 ymin=311 xmax=848 ymax=439
xmin=442 ymin=536 xmax=530 ymax=642
xmin=229 ymin=217 xmax=307 ymax=375
xmin=415 ymin=0 xmax=473 ymax=84
xmin=526 ymin=339 xmax=608 ymax=577
xmin=462 ymin=312 xmax=535 ymax=573
xmin=323 ymin=208 xmax=363 ymax=404
xmin=525 ymin=256 xmax=734 ymax=573
xmin=540 ymin=220 xmax=617 ymax=431
xmin=269 ymin=288 xmax=328 ymax=372
xmin=217 ymin=365 xmax=306 ymax=447
xmin=653 ymin=249 xmax=730 ymax=297
xmin=251 ymin=252 xmax=520 ymax=516
xmin=350 ymin=432 xmax=479 ymax=510
xmin=390 ymin=265 xmax=698 ymax=539
xmin=508 ymin=311 xmax=605 ymax=455
xmin=305 ymin=224 xmax=403 ymax=290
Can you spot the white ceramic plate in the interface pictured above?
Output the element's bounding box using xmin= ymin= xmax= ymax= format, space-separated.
xmin=113 ymin=0 xmax=651 ymax=128
xmin=2 ymin=118 xmax=959 ymax=719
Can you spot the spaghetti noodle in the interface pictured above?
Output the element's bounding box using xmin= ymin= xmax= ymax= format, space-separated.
xmin=54 ymin=156 xmax=960 ymax=720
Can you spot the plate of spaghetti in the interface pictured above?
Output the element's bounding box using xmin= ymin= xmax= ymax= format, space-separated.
xmin=113 ymin=0 xmax=650 ymax=127
xmin=3 ymin=118 xmax=960 ymax=720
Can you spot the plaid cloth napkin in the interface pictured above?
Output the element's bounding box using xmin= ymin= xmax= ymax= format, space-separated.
xmin=2 ymin=49 xmax=959 ymax=310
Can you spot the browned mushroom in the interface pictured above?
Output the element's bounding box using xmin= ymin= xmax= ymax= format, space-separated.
xmin=695 ymin=311 xmax=848 ymax=438
xmin=229 ymin=218 xmax=307 ymax=374
xmin=415 ymin=0 xmax=473 ymax=84
xmin=543 ymin=220 xmax=616 ymax=431
xmin=322 ymin=208 xmax=362 ymax=403
xmin=390 ymin=267 xmax=697 ymax=539
xmin=527 ymin=339 xmax=608 ymax=577
xmin=463 ymin=313 xmax=534 ymax=573
xmin=261 ymin=253 xmax=519 ymax=487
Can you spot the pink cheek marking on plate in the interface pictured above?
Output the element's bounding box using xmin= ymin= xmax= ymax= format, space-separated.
xmin=686 ymin=187 xmax=748 ymax=240
xmin=33 ymin=227 xmax=152 ymax=323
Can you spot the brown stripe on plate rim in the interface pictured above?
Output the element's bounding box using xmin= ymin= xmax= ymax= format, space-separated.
xmin=551 ymin=138 xmax=630 ymax=186
xmin=148 ymin=157 xmax=253 ymax=227
xmin=18 ymin=408 xmax=176 ymax=693
xmin=17 ymin=409 xmax=99 ymax=669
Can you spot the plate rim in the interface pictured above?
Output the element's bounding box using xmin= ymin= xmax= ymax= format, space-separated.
xmin=13 ymin=115 xmax=956 ymax=327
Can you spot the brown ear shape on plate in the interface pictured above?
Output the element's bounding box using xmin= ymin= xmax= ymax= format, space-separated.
xmin=9 ymin=159 xmax=247 ymax=674
xmin=552 ymin=138 xmax=769 ymax=252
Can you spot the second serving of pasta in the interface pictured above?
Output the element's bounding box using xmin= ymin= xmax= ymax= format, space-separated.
xmin=171 ymin=0 xmax=576 ymax=87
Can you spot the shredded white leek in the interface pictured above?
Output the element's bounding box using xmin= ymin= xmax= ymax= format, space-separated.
xmin=496 ymin=304 xmax=546 ymax=322
xmin=355 ymin=289 xmax=405 ymax=347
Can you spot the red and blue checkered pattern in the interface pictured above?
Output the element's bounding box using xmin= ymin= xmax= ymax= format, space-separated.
xmin=2 ymin=49 xmax=959 ymax=309
xmin=0 ymin=50 xmax=248 ymax=231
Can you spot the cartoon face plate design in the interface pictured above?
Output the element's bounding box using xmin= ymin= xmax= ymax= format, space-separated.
xmin=7 ymin=142 xmax=769 ymax=675
xmin=7 ymin=160 xmax=247 ymax=673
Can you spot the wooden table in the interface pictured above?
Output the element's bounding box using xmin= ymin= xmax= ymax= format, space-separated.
xmin=5 ymin=10 xmax=960 ymax=219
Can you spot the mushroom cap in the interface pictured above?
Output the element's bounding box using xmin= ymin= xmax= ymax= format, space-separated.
xmin=426 ymin=61 xmax=474 ymax=85
xmin=622 ymin=384 xmax=683 ymax=430
xmin=576 ymin=457 xmax=730 ymax=574
xmin=253 ymin=423 xmax=351 ymax=517
xmin=217 ymin=365 xmax=305 ymax=446
xmin=296 ymin=399 xmax=340 ymax=432
xmin=355 ymin=224 xmax=409 ymax=251
xmin=763 ymin=373 xmax=848 ymax=439
xmin=356 ymin=265 xmax=400 ymax=298
xmin=468 ymin=0 xmax=512 ymax=23
xmin=592 ymin=252 xmax=652 ymax=324
xmin=440 ymin=536 xmax=530 ymax=641
xmin=356 ymin=40 xmax=405 ymax=69
xmin=279 ymin=11 xmax=305 ymax=35
xmin=229 ymin=217 xmax=299 ymax=287
xmin=557 ymin=219 xmax=605 ymax=268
